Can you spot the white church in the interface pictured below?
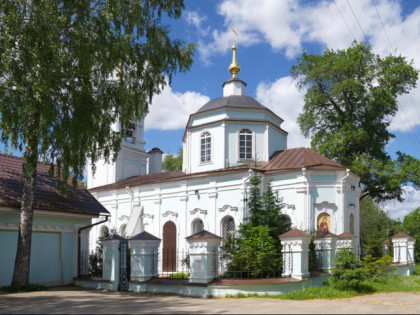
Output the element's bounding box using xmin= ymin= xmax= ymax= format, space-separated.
xmin=87 ymin=44 xmax=361 ymax=258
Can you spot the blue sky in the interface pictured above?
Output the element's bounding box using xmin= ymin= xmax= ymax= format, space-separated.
xmin=1 ymin=0 xmax=419 ymax=219
xmin=143 ymin=0 xmax=420 ymax=219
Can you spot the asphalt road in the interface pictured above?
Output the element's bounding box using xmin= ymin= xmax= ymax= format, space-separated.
xmin=1 ymin=286 xmax=420 ymax=314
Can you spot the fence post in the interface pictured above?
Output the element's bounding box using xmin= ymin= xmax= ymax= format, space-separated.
xmin=129 ymin=232 xmax=161 ymax=282
xmin=391 ymin=232 xmax=416 ymax=264
xmin=336 ymin=232 xmax=355 ymax=254
xmin=279 ymin=229 xmax=311 ymax=279
xmin=186 ymin=230 xmax=222 ymax=284
xmin=313 ymin=231 xmax=337 ymax=272
xmin=101 ymin=234 xmax=125 ymax=291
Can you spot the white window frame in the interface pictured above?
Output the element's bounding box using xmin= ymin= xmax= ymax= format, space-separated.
xmin=199 ymin=130 xmax=212 ymax=164
xmin=237 ymin=127 xmax=254 ymax=161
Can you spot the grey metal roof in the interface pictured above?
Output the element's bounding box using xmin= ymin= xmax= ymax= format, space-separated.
xmin=196 ymin=95 xmax=268 ymax=113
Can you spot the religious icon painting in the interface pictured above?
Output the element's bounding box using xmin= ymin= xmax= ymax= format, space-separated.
xmin=317 ymin=213 xmax=331 ymax=232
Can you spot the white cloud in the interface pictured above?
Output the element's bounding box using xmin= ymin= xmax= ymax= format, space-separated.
xmin=195 ymin=0 xmax=420 ymax=133
xmin=145 ymin=86 xmax=210 ymax=130
xmin=185 ymin=11 xmax=210 ymax=36
xmin=382 ymin=186 xmax=420 ymax=220
xmin=256 ymin=76 xmax=310 ymax=148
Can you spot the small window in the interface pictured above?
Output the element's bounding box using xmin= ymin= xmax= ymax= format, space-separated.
xmin=222 ymin=216 xmax=236 ymax=240
xmin=192 ymin=219 xmax=204 ymax=234
xmin=200 ymin=131 xmax=211 ymax=163
xmin=125 ymin=121 xmax=136 ymax=144
xmin=239 ymin=128 xmax=253 ymax=160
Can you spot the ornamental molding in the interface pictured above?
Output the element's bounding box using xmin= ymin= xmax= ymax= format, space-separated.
xmin=189 ymin=208 xmax=207 ymax=215
xmin=0 ymin=222 xmax=75 ymax=233
xmin=118 ymin=215 xmax=129 ymax=221
xmin=141 ymin=213 xmax=154 ymax=220
xmin=348 ymin=204 xmax=356 ymax=211
xmin=162 ymin=211 xmax=177 ymax=218
xmin=218 ymin=205 xmax=238 ymax=212
xmin=280 ymin=203 xmax=295 ymax=210
xmin=314 ymin=201 xmax=336 ymax=212
xmin=208 ymin=191 xmax=217 ymax=199
xmin=296 ymin=186 xmax=307 ymax=194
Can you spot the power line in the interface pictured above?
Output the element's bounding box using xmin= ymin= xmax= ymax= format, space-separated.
xmin=342 ymin=0 xmax=420 ymax=151
xmin=371 ymin=0 xmax=394 ymax=53
xmin=370 ymin=0 xmax=420 ymax=147
xmin=346 ymin=0 xmax=370 ymax=46
xmin=333 ymin=0 xmax=356 ymax=41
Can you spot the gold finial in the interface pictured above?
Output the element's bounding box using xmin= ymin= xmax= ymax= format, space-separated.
xmin=228 ymin=26 xmax=240 ymax=77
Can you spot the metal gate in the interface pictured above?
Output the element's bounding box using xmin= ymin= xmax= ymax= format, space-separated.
xmin=119 ymin=240 xmax=129 ymax=291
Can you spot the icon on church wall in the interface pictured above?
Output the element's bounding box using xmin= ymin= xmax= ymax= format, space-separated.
xmin=317 ymin=213 xmax=331 ymax=232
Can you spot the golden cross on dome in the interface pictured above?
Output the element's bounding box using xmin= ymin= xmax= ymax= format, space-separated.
xmin=228 ymin=26 xmax=240 ymax=77
xmin=231 ymin=26 xmax=238 ymax=45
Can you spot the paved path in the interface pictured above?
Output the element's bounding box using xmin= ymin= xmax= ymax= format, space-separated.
xmin=1 ymin=286 xmax=420 ymax=314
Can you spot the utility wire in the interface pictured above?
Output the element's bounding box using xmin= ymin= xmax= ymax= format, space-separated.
xmin=333 ymin=0 xmax=356 ymax=41
xmin=370 ymin=0 xmax=420 ymax=147
xmin=346 ymin=0 xmax=370 ymax=46
xmin=343 ymin=0 xmax=420 ymax=151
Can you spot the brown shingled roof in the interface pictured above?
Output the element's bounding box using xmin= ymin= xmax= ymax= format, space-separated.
xmin=89 ymin=162 xmax=268 ymax=193
xmin=338 ymin=232 xmax=355 ymax=239
xmin=0 ymin=153 xmax=109 ymax=215
xmin=263 ymin=148 xmax=346 ymax=173
xmin=391 ymin=232 xmax=411 ymax=239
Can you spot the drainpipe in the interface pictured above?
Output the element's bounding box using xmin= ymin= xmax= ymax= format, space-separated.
xmin=339 ymin=169 xmax=351 ymax=235
xmin=243 ymin=169 xmax=254 ymax=221
xmin=77 ymin=215 xmax=109 ymax=277
xmin=302 ymin=168 xmax=310 ymax=231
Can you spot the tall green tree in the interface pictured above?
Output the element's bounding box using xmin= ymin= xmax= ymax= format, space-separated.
xmin=402 ymin=207 xmax=420 ymax=262
xmin=359 ymin=197 xmax=401 ymax=258
xmin=292 ymin=42 xmax=420 ymax=202
xmin=162 ymin=148 xmax=183 ymax=171
xmin=0 ymin=0 xmax=194 ymax=286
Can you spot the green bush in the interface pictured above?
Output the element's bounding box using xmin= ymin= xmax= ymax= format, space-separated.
xmin=330 ymin=248 xmax=369 ymax=290
xmin=169 ymin=273 xmax=189 ymax=279
xmin=222 ymin=224 xmax=281 ymax=278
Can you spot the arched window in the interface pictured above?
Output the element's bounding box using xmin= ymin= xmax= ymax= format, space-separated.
xmin=119 ymin=223 xmax=127 ymax=236
xmin=239 ymin=128 xmax=253 ymax=160
xmin=222 ymin=216 xmax=236 ymax=240
xmin=200 ymin=131 xmax=211 ymax=163
xmin=100 ymin=225 xmax=109 ymax=238
xmin=192 ymin=219 xmax=204 ymax=234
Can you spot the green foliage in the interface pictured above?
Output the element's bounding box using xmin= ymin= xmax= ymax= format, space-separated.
xmin=363 ymin=255 xmax=394 ymax=282
xmin=169 ymin=273 xmax=189 ymax=279
xmin=292 ymin=41 xmax=419 ymax=202
xmin=226 ymin=273 xmax=420 ymax=300
xmin=0 ymin=284 xmax=48 ymax=293
xmin=162 ymin=148 xmax=183 ymax=171
xmin=221 ymin=173 xmax=291 ymax=278
xmin=330 ymin=248 xmax=369 ymax=290
xmin=222 ymin=224 xmax=281 ymax=278
xmin=308 ymin=238 xmax=318 ymax=272
xmin=360 ymin=197 xmax=401 ymax=257
xmin=402 ymin=207 xmax=420 ymax=262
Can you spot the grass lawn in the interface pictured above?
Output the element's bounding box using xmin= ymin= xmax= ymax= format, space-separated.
xmin=228 ymin=268 xmax=420 ymax=300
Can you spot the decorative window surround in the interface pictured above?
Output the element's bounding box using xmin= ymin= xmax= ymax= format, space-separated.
xmin=190 ymin=208 xmax=207 ymax=215
xmin=218 ymin=205 xmax=238 ymax=212
xmin=162 ymin=211 xmax=177 ymax=221
xmin=314 ymin=201 xmax=336 ymax=212
xmin=280 ymin=203 xmax=295 ymax=210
